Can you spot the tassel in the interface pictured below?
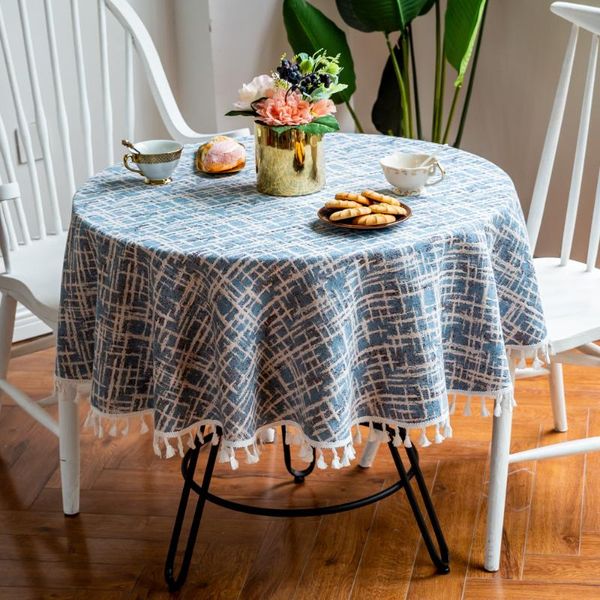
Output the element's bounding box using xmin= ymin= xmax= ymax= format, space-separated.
xmin=164 ymin=439 xmax=176 ymax=459
xmin=403 ymin=432 xmax=412 ymax=448
xmin=434 ymin=424 xmax=444 ymax=444
xmin=316 ymin=448 xmax=327 ymax=470
xmin=300 ymin=442 xmax=313 ymax=463
xmin=393 ymin=428 xmax=402 ymax=447
xmin=212 ymin=431 xmax=220 ymax=446
xmin=284 ymin=427 xmax=292 ymax=446
xmin=544 ymin=345 xmax=551 ymax=364
xmin=518 ymin=350 xmax=527 ymax=369
xmin=449 ymin=394 xmax=456 ymax=416
xmin=121 ymin=420 xmax=129 ymax=436
xmin=494 ymin=397 xmax=503 ymax=417
xmin=353 ymin=425 xmax=362 ymax=445
xmin=341 ymin=446 xmax=352 ymax=467
xmin=442 ymin=420 xmax=453 ymax=438
xmin=532 ymin=355 xmax=543 ymax=369
xmin=109 ymin=421 xmax=118 ymax=437
xmin=229 ymin=448 xmax=239 ymax=471
xmin=218 ymin=445 xmax=229 ymax=463
xmin=187 ymin=432 xmax=196 ymax=449
xmin=83 ymin=410 xmax=93 ymax=429
xmin=98 ymin=417 xmax=104 ymax=439
xmin=244 ymin=445 xmax=259 ymax=464
xmin=512 ymin=393 xmax=518 ymax=408
xmin=368 ymin=421 xmax=377 ymax=443
xmin=463 ymin=396 xmax=472 ymax=416
xmin=177 ymin=436 xmax=185 ymax=457
xmin=419 ymin=429 xmax=431 ymax=448
xmin=480 ymin=398 xmax=490 ymax=417
xmin=140 ymin=416 xmax=149 ymax=434
xmin=153 ymin=438 xmax=161 ymax=457
xmin=331 ymin=448 xmax=342 ymax=469
xmin=197 ymin=428 xmax=204 ymax=444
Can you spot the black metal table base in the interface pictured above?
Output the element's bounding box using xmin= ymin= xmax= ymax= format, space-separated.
xmin=164 ymin=424 xmax=450 ymax=592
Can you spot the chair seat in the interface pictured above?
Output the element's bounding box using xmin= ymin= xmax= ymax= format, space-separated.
xmin=0 ymin=232 xmax=67 ymax=329
xmin=535 ymin=257 xmax=600 ymax=354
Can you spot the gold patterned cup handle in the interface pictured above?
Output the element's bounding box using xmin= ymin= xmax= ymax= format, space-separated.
xmin=123 ymin=153 xmax=144 ymax=177
xmin=426 ymin=160 xmax=445 ymax=187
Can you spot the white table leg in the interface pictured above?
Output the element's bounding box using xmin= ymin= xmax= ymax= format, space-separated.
xmin=549 ymin=361 xmax=568 ymax=432
xmin=359 ymin=439 xmax=381 ymax=468
xmin=259 ymin=427 xmax=276 ymax=443
xmin=484 ymin=385 xmax=514 ymax=571
xmin=58 ymin=385 xmax=80 ymax=515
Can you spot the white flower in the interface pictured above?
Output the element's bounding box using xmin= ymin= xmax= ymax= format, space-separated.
xmin=233 ymin=74 xmax=275 ymax=110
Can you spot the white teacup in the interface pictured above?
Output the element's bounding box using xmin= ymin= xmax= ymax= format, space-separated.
xmin=380 ymin=152 xmax=445 ymax=196
xmin=122 ymin=139 xmax=183 ymax=185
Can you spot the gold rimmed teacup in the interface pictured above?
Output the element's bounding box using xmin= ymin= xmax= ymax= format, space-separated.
xmin=122 ymin=139 xmax=183 ymax=185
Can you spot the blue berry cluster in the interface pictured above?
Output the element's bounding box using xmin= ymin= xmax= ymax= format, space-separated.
xmin=277 ymin=58 xmax=332 ymax=96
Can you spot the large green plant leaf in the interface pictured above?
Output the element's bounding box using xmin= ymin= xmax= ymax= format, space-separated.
xmin=444 ymin=0 xmax=487 ymax=87
xmin=336 ymin=0 xmax=430 ymax=33
xmin=371 ymin=42 xmax=405 ymax=136
xmin=283 ymin=0 xmax=356 ymax=104
xmin=419 ymin=0 xmax=437 ymax=16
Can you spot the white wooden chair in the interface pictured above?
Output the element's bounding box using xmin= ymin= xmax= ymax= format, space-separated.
xmin=485 ymin=0 xmax=600 ymax=571
xmin=0 ymin=0 xmax=248 ymax=516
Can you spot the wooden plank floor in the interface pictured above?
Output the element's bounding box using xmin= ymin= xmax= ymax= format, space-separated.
xmin=1 ymin=349 xmax=600 ymax=599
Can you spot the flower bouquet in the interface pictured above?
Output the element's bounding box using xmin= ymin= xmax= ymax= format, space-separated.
xmin=226 ymin=50 xmax=347 ymax=196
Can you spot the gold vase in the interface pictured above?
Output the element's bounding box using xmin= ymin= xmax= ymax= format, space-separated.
xmin=254 ymin=123 xmax=325 ymax=196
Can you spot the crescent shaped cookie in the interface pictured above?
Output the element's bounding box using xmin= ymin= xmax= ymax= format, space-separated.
xmin=362 ymin=189 xmax=401 ymax=206
xmin=329 ymin=206 xmax=372 ymax=221
xmin=352 ymin=214 xmax=396 ymax=226
xmin=370 ymin=203 xmax=408 ymax=216
xmin=324 ymin=199 xmax=362 ymax=209
xmin=335 ymin=192 xmax=370 ymax=206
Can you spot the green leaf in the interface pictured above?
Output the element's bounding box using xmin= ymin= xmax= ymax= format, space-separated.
xmin=337 ymin=0 xmax=430 ymax=33
xmin=257 ymin=116 xmax=340 ymax=137
xmin=225 ymin=110 xmax=257 ymax=117
xmin=419 ymin=0 xmax=437 ymax=16
xmin=444 ymin=0 xmax=487 ymax=87
xmin=283 ymin=0 xmax=356 ymax=104
xmin=371 ymin=41 xmax=405 ymax=136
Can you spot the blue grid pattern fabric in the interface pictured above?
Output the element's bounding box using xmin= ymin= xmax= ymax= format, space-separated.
xmin=55 ymin=133 xmax=547 ymax=461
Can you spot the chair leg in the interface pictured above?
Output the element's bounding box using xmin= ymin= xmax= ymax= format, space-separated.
xmin=484 ymin=399 xmax=513 ymax=572
xmin=359 ymin=439 xmax=381 ymax=468
xmin=58 ymin=384 xmax=80 ymax=515
xmin=0 ymin=294 xmax=16 ymax=410
xmin=549 ymin=361 xmax=568 ymax=432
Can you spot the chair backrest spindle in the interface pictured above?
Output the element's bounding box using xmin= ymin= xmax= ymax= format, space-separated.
xmin=586 ymin=170 xmax=600 ymax=271
xmin=560 ymin=33 xmax=598 ymax=265
xmin=125 ymin=32 xmax=135 ymax=141
xmin=527 ymin=24 xmax=579 ymax=252
xmin=70 ymin=0 xmax=94 ymax=178
xmin=44 ymin=0 xmax=77 ymax=202
xmin=98 ymin=0 xmax=114 ymax=166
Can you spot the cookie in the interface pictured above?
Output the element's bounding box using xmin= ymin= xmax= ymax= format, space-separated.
xmin=362 ymin=189 xmax=401 ymax=206
xmin=329 ymin=206 xmax=372 ymax=221
xmin=370 ymin=203 xmax=408 ymax=216
xmin=335 ymin=192 xmax=370 ymax=206
xmin=324 ymin=199 xmax=362 ymax=210
xmin=352 ymin=214 xmax=396 ymax=226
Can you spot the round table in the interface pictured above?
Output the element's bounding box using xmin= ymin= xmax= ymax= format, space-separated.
xmin=56 ymin=133 xmax=547 ymax=463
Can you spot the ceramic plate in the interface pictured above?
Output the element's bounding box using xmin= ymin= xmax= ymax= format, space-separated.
xmin=317 ymin=202 xmax=412 ymax=230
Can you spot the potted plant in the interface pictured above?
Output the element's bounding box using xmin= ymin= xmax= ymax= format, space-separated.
xmin=226 ymin=50 xmax=347 ymax=196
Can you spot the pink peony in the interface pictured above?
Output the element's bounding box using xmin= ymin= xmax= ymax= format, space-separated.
xmin=255 ymin=89 xmax=313 ymax=126
xmin=311 ymin=98 xmax=336 ymax=118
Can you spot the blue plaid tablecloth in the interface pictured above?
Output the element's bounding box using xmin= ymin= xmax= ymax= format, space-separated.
xmin=55 ymin=133 xmax=547 ymax=466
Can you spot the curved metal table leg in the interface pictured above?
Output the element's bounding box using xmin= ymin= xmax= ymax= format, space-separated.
xmin=281 ymin=425 xmax=316 ymax=483
xmin=164 ymin=431 xmax=220 ymax=593
xmin=164 ymin=423 xmax=449 ymax=591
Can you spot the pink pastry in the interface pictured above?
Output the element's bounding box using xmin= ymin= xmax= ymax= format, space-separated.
xmin=197 ymin=136 xmax=246 ymax=174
